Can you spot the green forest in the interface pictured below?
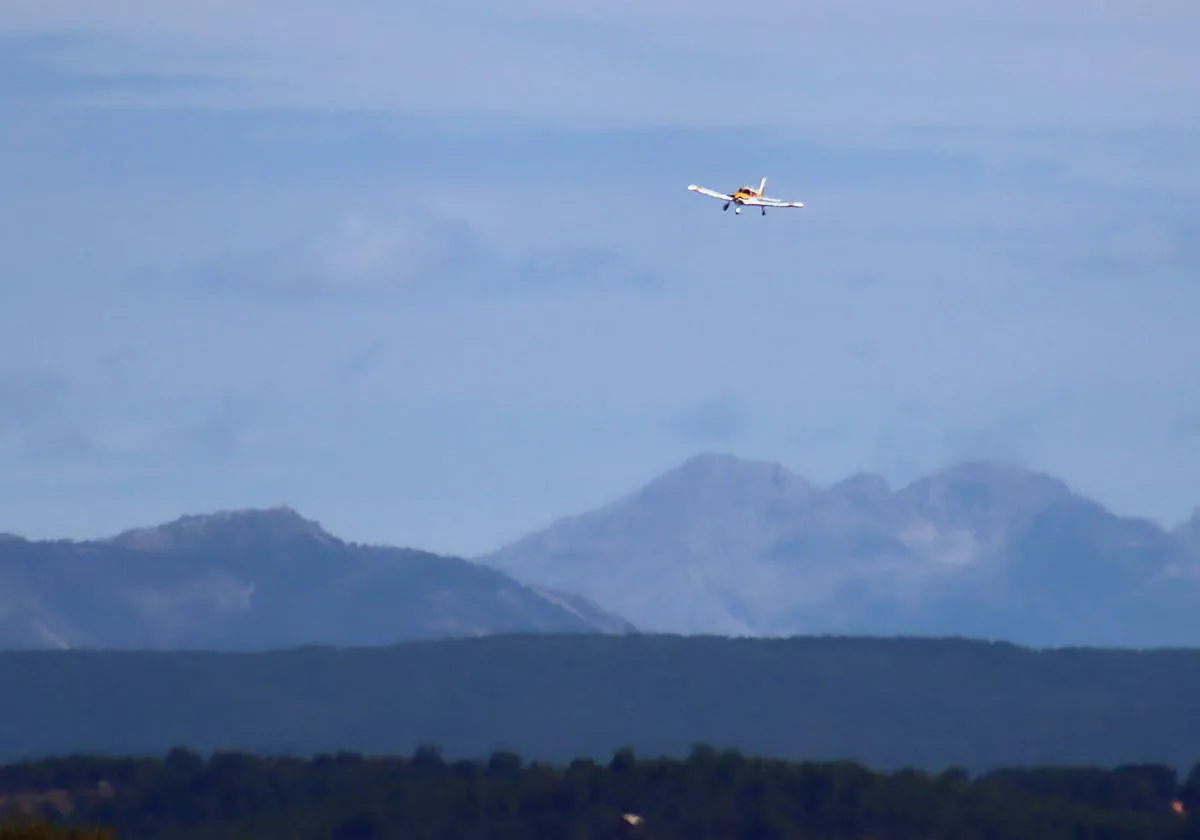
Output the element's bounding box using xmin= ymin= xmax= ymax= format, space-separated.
xmin=1 ymin=746 xmax=1199 ymax=840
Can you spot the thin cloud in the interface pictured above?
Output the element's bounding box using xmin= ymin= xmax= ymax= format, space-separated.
xmin=0 ymin=33 xmax=233 ymax=102
xmin=1090 ymin=219 xmax=1200 ymax=279
xmin=1172 ymin=413 xmax=1200 ymax=440
xmin=188 ymin=212 xmax=489 ymax=299
xmin=0 ymin=369 xmax=100 ymax=463
xmin=940 ymin=415 xmax=1039 ymax=471
xmin=328 ymin=341 xmax=388 ymax=385
xmin=514 ymin=247 xmax=660 ymax=292
xmin=176 ymin=390 xmax=266 ymax=462
xmin=2 ymin=2 xmax=1197 ymax=129
xmin=669 ymin=396 xmax=746 ymax=443
xmin=187 ymin=210 xmax=657 ymax=300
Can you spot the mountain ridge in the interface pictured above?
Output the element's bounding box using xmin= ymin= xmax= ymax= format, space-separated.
xmin=0 ymin=508 xmax=636 ymax=651
xmin=104 ymin=505 xmax=342 ymax=552
xmin=4 ymin=454 xmax=1198 ymax=651
xmin=477 ymin=453 xmax=1200 ymax=646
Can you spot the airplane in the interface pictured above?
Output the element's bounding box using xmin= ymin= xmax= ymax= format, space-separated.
xmin=687 ymin=177 xmax=804 ymax=215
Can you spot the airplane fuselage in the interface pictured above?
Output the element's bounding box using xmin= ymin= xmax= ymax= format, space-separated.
xmin=727 ymin=187 xmax=762 ymax=213
xmin=734 ymin=190 xmax=765 ymax=214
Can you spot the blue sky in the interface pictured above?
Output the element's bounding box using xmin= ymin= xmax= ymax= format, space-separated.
xmin=2 ymin=2 xmax=1199 ymax=555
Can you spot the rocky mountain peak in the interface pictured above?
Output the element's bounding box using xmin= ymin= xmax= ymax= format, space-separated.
xmin=107 ymin=506 xmax=340 ymax=552
xmin=636 ymin=452 xmax=812 ymax=507
xmin=829 ymin=473 xmax=891 ymax=503
xmin=478 ymin=453 xmax=1200 ymax=645
xmin=1176 ymin=507 xmax=1200 ymax=542
xmin=895 ymin=460 xmax=1073 ymax=535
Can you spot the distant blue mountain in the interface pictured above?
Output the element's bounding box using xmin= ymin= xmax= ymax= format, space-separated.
xmin=478 ymin=455 xmax=1200 ymax=647
xmin=0 ymin=507 xmax=635 ymax=650
xmin=4 ymin=457 xmax=1196 ymax=652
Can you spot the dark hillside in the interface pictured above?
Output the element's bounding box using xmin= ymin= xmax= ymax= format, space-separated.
xmin=2 ymin=634 xmax=1200 ymax=772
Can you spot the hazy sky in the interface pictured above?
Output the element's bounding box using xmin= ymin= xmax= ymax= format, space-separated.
xmin=2 ymin=2 xmax=1199 ymax=555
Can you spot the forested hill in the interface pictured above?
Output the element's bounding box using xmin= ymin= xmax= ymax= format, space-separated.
xmin=3 ymin=634 xmax=1200 ymax=773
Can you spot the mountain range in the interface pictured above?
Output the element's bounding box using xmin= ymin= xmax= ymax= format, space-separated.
xmin=0 ymin=507 xmax=632 ymax=650
xmin=2 ymin=453 xmax=1199 ymax=650
xmin=479 ymin=454 xmax=1200 ymax=647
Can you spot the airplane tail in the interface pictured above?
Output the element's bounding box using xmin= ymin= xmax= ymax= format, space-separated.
xmin=758 ymin=177 xmax=767 ymax=195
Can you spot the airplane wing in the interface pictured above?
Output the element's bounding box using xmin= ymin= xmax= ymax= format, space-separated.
xmin=743 ymin=197 xmax=805 ymax=208
xmin=687 ymin=184 xmax=734 ymax=201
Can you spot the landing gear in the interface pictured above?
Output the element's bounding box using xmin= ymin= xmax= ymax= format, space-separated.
xmin=734 ymin=206 xmax=742 ymax=214
xmin=761 ymin=207 xmax=766 ymax=216
xmin=723 ymin=202 xmax=730 ymax=212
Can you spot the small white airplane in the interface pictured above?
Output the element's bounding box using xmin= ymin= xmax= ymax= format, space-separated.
xmin=687 ymin=177 xmax=804 ymax=215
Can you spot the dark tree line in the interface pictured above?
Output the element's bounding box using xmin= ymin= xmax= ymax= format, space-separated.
xmin=2 ymin=745 xmax=1199 ymax=839
xmin=0 ymin=825 xmax=112 ymax=839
